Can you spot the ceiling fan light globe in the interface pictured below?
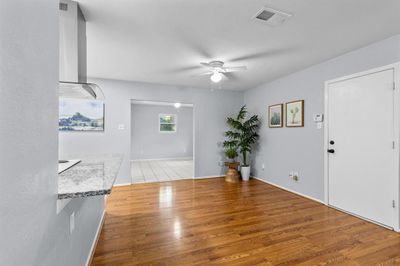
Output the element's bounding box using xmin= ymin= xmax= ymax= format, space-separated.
xmin=211 ymin=72 xmax=222 ymax=83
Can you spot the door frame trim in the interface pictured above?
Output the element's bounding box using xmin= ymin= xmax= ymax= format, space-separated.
xmin=324 ymin=63 xmax=400 ymax=232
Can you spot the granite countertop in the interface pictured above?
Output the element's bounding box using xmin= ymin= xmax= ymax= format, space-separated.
xmin=58 ymin=154 xmax=123 ymax=199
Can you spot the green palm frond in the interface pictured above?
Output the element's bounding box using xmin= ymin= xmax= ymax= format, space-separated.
xmin=226 ymin=117 xmax=242 ymax=130
xmin=236 ymin=105 xmax=247 ymax=120
xmin=223 ymin=140 xmax=238 ymax=148
xmin=225 ymin=131 xmax=241 ymax=139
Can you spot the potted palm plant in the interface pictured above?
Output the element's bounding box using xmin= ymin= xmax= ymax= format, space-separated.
xmin=222 ymin=146 xmax=240 ymax=183
xmin=224 ymin=105 xmax=260 ymax=181
xmin=225 ymin=147 xmax=238 ymax=162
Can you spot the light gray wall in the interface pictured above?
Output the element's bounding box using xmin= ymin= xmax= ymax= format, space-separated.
xmin=244 ymin=35 xmax=400 ymax=201
xmin=0 ymin=1 xmax=104 ymax=265
xmin=131 ymin=104 xmax=193 ymax=160
xmin=59 ymin=79 xmax=244 ymax=184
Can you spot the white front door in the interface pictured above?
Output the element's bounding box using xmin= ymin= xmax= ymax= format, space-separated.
xmin=327 ymin=68 xmax=396 ymax=228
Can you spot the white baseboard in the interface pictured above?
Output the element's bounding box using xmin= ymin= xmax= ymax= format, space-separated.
xmin=85 ymin=210 xmax=106 ymax=266
xmin=113 ymin=182 xmax=131 ymax=187
xmin=131 ymin=157 xmax=193 ymax=162
xmin=112 ymin=176 xmax=224 ymax=187
xmin=252 ymin=176 xmax=324 ymax=204
xmin=194 ymin=175 xmax=224 ymax=179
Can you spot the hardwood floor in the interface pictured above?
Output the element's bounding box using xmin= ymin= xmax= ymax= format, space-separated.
xmin=91 ymin=178 xmax=400 ymax=265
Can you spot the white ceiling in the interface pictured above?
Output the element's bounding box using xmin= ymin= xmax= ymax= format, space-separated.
xmin=78 ymin=0 xmax=400 ymax=91
xmin=131 ymin=100 xmax=193 ymax=107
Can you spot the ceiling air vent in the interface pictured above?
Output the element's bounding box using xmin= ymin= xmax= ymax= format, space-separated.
xmin=253 ymin=7 xmax=292 ymax=26
xmin=59 ymin=2 xmax=68 ymax=11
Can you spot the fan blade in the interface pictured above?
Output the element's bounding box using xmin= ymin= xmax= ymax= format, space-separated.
xmin=200 ymin=62 xmax=212 ymax=68
xmin=222 ymin=72 xmax=238 ymax=81
xmin=223 ymin=66 xmax=247 ymax=73
xmin=165 ymin=65 xmax=201 ymax=74
xmin=196 ymin=71 xmax=213 ymax=76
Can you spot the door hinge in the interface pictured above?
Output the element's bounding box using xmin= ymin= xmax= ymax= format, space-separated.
xmin=393 ymin=82 xmax=396 ymax=90
xmin=393 ymin=200 xmax=396 ymax=208
xmin=392 ymin=141 xmax=395 ymax=149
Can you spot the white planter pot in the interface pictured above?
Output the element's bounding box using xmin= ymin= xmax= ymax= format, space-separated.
xmin=241 ymin=166 xmax=251 ymax=181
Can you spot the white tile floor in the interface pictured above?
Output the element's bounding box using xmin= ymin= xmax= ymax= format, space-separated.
xmin=131 ymin=159 xmax=194 ymax=183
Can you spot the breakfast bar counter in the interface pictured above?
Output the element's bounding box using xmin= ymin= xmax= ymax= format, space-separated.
xmin=58 ymin=154 xmax=123 ymax=199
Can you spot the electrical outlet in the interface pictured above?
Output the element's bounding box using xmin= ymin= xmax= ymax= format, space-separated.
xmin=118 ymin=124 xmax=125 ymax=130
xmin=289 ymin=171 xmax=294 ymax=178
xmin=70 ymin=212 xmax=75 ymax=234
xmin=261 ymin=163 xmax=265 ymax=170
xmin=293 ymin=172 xmax=299 ymax=181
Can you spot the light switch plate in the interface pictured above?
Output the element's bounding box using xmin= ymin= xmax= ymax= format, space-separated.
xmin=293 ymin=172 xmax=299 ymax=181
xmin=118 ymin=124 xmax=125 ymax=130
xmin=313 ymin=114 xmax=324 ymax=122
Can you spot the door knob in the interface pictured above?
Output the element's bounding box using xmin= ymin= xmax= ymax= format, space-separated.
xmin=327 ymin=149 xmax=335 ymax=153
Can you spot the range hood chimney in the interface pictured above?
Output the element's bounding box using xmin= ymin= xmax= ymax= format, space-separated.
xmin=59 ymin=0 xmax=104 ymax=100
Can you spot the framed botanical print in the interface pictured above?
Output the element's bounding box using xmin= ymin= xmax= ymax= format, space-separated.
xmin=268 ymin=104 xmax=283 ymax=128
xmin=286 ymin=100 xmax=304 ymax=127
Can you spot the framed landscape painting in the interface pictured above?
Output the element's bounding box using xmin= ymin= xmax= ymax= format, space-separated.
xmin=59 ymin=98 xmax=104 ymax=131
xmin=286 ymin=100 xmax=304 ymax=127
xmin=268 ymin=104 xmax=283 ymax=128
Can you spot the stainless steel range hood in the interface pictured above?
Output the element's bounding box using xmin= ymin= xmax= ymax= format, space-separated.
xmin=59 ymin=81 xmax=105 ymax=100
xmin=59 ymin=0 xmax=104 ymax=100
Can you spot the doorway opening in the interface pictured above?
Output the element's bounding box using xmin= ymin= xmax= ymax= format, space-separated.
xmin=130 ymin=100 xmax=194 ymax=183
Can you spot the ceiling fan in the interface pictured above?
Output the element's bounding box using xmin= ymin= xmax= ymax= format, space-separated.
xmin=198 ymin=61 xmax=247 ymax=83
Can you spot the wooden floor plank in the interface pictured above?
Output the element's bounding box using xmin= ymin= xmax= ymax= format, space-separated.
xmin=91 ymin=178 xmax=400 ymax=266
